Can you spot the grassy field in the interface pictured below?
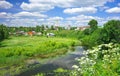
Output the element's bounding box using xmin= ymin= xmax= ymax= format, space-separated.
xmin=0 ymin=36 xmax=79 ymax=67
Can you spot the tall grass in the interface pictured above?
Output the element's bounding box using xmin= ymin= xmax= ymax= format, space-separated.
xmin=0 ymin=36 xmax=79 ymax=66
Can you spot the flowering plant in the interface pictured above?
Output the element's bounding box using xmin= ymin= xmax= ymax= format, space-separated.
xmin=72 ymin=43 xmax=120 ymax=76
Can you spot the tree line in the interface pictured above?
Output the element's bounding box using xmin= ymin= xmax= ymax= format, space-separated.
xmin=0 ymin=19 xmax=120 ymax=46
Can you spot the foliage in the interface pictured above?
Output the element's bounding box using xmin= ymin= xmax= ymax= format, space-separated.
xmin=81 ymin=28 xmax=102 ymax=48
xmin=0 ymin=24 xmax=9 ymax=41
xmin=72 ymin=43 xmax=120 ymax=76
xmin=83 ymin=28 xmax=91 ymax=35
xmin=81 ymin=19 xmax=120 ymax=48
xmin=0 ymin=36 xmax=79 ymax=66
xmin=99 ymin=20 xmax=120 ymax=43
xmin=50 ymin=25 xmax=55 ymax=30
xmin=49 ymin=30 xmax=84 ymax=39
xmin=88 ymin=19 xmax=98 ymax=33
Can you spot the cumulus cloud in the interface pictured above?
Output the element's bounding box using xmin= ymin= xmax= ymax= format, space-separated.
xmin=20 ymin=2 xmax=54 ymax=12
xmin=0 ymin=11 xmax=47 ymax=19
xmin=64 ymin=7 xmax=97 ymax=14
xmin=54 ymin=0 xmax=108 ymax=8
xmin=8 ymin=17 xmax=63 ymax=27
xmin=9 ymin=19 xmax=38 ymax=27
xmin=14 ymin=12 xmax=47 ymax=18
xmin=0 ymin=12 xmax=12 ymax=18
xmin=105 ymin=7 xmax=120 ymax=13
xmin=99 ymin=6 xmax=109 ymax=11
xmin=66 ymin=15 xmax=104 ymax=25
xmin=20 ymin=0 xmax=109 ymax=12
xmin=0 ymin=0 xmax=13 ymax=9
xmin=107 ymin=16 xmax=120 ymax=20
xmin=47 ymin=16 xmax=63 ymax=21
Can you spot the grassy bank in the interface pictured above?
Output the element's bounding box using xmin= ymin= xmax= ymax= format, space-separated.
xmin=0 ymin=36 xmax=79 ymax=75
xmin=0 ymin=36 xmax=79 ymax=67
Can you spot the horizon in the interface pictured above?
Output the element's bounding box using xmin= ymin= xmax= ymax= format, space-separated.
xmin=0 ymin=0 xmax=120 ymax=27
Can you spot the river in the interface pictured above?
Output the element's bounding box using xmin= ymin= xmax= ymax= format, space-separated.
xmin=16 ymin=46 xmax=85 ymax=76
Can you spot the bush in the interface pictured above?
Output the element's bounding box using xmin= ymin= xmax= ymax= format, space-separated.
xmin=81 ymin=29 xmax=102 ymax=48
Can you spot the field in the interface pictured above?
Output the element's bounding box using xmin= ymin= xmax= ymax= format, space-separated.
xmin=0 ymin=36 xmax=79 ymax=67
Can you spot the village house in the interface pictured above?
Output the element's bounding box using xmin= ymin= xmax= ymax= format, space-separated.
xmin=75 ymin=26 xmax=90 ymax=31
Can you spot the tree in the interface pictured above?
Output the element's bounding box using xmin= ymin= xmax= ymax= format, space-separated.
xmin=0 ymin=24 xmax=9 ymax=41
xmin=88 ymin=19 xmax=98 ymax=33
xmin=35 ymin=25 xmax=41 ymax=32
xmin=100 ymin=20 xmax=120 ymax=43
xmin=50 ymin=25 xmax=54 ymax=30
xmin=83 ymin=28 xmax=91 ymax=35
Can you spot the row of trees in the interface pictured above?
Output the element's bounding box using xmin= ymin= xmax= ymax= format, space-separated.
xmin=8 ymin=25 xmax=66 ymax=33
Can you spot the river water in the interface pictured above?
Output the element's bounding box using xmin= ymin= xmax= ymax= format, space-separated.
xmin=16 ymin=46 xmax=85 ymax=76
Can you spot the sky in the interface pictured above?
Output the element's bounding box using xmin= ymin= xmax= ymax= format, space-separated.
xmin=0 ymin=0 xmax=120 ymax=27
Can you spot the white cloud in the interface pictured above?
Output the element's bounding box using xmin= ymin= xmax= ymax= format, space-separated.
xmin=8 ymin=18 xmax=46 ymax=27
xmin=107 ymin=16 xmax=120 ymax=20
xmin=20 ymin=2 xmax=54 ymax=12
xmin=66 ymin=15 xmax=104 ymax=25
xmin=66 ymin=15 xmax=120 ymax=26
xmin=47 ymin=16 xmax=63 ymax=21
xmin=0 ymin=1 xmax=13 ymax=9
xmin=64 ymin=7 xmax=97 ymax=14
xmin=55 ymin=0 xmax=108 ymax=8
xmin=20 ymin=0 xmax=109 ymax=12
xmin=14 ymin=12 xmax=47 ymax=18
xmin=0 ymin=12 xmax=12 ymax=18
xmin=46 ymin=16 xmax=64 ymax=26
xmin=9 ymin=19 xmax=38 ymax=27
xmin=3 ymin=15 xmax=120 ymax=27
xmin=99 ymin=6 xmax=109 ymax=11
xmin=105 ymin=7 xmax=120 ymax=13
xmin=107 ymin=0 xmax=114 ymax=2
xmin=0 ymin=11 xmax=47 ymax=19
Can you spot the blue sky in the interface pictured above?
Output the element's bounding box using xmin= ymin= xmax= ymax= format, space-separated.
xmin=0 ymin=0 xmax=120 ymax=27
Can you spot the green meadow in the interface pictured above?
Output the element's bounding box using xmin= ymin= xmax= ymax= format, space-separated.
xmin=0 ymin=36 xmax=79 ymax=67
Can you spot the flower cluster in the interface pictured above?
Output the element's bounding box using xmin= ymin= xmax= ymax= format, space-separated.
xmin=72 ymin=43 xmax=120 ymax=76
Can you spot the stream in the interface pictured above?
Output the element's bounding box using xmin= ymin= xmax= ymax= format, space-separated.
xmin=16 ymin=46 xmax=85 ymax=76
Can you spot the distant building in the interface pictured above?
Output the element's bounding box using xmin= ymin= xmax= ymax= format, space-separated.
xmin=16 ymin=31 xmax=25 ymax=36
xmin=36 ymin=32 xmax=42 ymax=36
xmin=27 ymin=31 xmax=36 ymax=36
xmin=46 ymin=33 xmax=55 ymax=37
xmin=75 ymin=26 xmax=90 ymax=31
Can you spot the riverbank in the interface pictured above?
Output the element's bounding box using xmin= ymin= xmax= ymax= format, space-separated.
xmin=0 ymin=36 xmax=80 ymax=76
xmin=16 ymin=46 xmax=85 ymax=76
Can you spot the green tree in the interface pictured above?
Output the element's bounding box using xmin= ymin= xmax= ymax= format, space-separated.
xmin=0 ymin=24 xmax=9 ymax=41
xmin=88 ymin=19 xmax=98 ymax=33
xmin=100 ymin=20 xmax=120 ymax=43
xmin=35 ymin=25 xmax=41 ymax=32
xmin=83 ymin=28 xmax=91 ymax=35
xmin=50 ymin=25 xmax=54 ymax=30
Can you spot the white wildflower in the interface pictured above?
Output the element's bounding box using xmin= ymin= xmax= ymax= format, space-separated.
xmin=72 ymin=65 xmax=79 ymax=69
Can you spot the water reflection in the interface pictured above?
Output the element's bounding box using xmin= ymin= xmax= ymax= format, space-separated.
xmin=17 ymin=46 xmax=84 ymax=76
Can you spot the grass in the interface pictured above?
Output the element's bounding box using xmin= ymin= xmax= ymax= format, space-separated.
xmin=0 ymin=36 xmax=79 ymax=76
xmin=0 ymin=36 xmax=79 ymax=67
